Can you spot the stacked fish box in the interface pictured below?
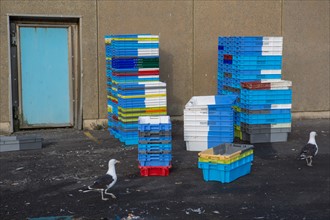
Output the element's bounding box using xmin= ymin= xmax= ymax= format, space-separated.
xmin=138 ymin=116 xmax=172 ymax=176
xmin=184 ymin=95 xmax=237 ymax=151
xmin=198 ymin=143 xmax=254 ymax=183
xmin=105 ymin=34 xmax=167 ymax=145
xmin=239 ymin=80 xmax=292 ymax=143
xmin=218 ymin=36 xmax=283 ymax=95
xmin=217 ymin=36 xmax=292 ymax=142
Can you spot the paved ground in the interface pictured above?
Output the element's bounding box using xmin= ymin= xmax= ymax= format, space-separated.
xmin=0 ymin=119 xmax=329 ymax=220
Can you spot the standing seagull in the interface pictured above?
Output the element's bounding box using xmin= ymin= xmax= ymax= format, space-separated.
xmin=80 ymin=159 xmax=120 ymax=200
xmin=298 ymin=131 xmax=318 ymax=167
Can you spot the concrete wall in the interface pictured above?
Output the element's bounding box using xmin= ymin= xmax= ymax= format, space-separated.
xmin=282 ymin=0 xmax=330 ymax=112
xmin=1 ymin=0 xmax=329 ymax=133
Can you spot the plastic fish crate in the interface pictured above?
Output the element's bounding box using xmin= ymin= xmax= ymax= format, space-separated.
xmin=241 ymin=89 xmax=291 ymax=96
xmin=185 ymin=139 xmax=233 ymax=152
xmin=138 ymin=143 xmax=172 ymax=154
xmin=198 ymin=160 xmax=252 ymax=183
xmin=240 ymin=117 xmax=291 ymax=124
xmin=138 ymin=116 xmax=172 ymax=131
xmin=198 ymin=154 xmax=253 ymax=171
xmin=184 ymin=130 xmax=233 ymax=138
xmin=183 ymin=114 xmax=234 ymax=121
xmin=139 ymin=136 xmax=172 ymax=143
xmin=241 ymin=80 xmax=292 ymax=90
xmin=183 ymin=109 xmax=233 ymax=116
xmin=139 ymin=164 xmax=171 ymax=176
xmin=198 ymin=143 xmax=254 ymax=160
xmin=242 ymin=127 xmax=291 ymax=134
xmin=184 ymin=119 xmax=234 ymax=127
xmin=139 ymin=130 xmax=171 ymax=137
xmin=219 ymin=64 xmax=282 ymax=70
xmin=242 ymin=132 xmax=288 ymax=143
xmin=218 ymin=50 xmax=282 ymax=56
xmin=241 ymin=122 xmax=291 ymax=129
xmin=239 ymin=98 xmax=292 ymax=105
xmin=241 ymin=108 xmax=291 ymax=115
xmin=238 ymin=103 xmax=292 ymax=110
xmin=224 ymin=59 xmax=282 ymax=65
xmin=138 ymin=154 xmax=172 ymax=166
xmin=226 ymin=73 xmax=281 ymax=80
xmin=184 ymin=124 xmax=233 ymax=132
xmin=199 ymin=149 xmax=253 ymax=164
xmin=228 ymin=55 xmax=282 ymax=61
xmin=185 ymin=95 xmax=237 ymax=108
xmin=0 ymin=136 xmax=43 ymax=152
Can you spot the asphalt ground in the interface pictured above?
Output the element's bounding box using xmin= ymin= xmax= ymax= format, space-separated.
xmin=0 ymin=119 xmax=329 ymax=220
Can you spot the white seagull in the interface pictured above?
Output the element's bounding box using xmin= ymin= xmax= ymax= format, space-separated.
xmin=298 ymin=131 xmax=318 ymax=167
xmin=80 ymin=159 xmax=120 ymax=200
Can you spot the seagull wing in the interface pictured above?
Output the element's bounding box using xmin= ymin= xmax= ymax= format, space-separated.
xmin=298 ymin=143 xmax=317 ymax=159
xmin=89 ymin=174 xmax=115 ymax=190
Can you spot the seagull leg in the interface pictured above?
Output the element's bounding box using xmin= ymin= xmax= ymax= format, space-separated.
xmin=306 ymin=157 xmax=313 ymax=167
xmin=101 ymin=190 xmax=109 ymax=201
xmin=105 ymin=189 xmax=116 ymax=199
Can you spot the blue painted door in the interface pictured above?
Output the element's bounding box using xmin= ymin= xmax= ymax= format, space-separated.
xmin=19 ymin=27 xmax=71 ymax=127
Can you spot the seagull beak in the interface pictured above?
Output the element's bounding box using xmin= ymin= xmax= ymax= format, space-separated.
xmin=116 ymin=160 xmax=120 ymax=164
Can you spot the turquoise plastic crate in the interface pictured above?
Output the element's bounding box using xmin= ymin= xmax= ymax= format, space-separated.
xmin=198 ymin=161 xmax=252 ymax=183
xmin=198 ymin=154 xmax=253 ymax=183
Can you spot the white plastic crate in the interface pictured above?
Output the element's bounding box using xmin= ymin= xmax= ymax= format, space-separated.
xmin=186 ymin=141 xmax=208 ymax=152
xmin=138 ymin=115 xmax=171 ymax=124
xmin=185 ymin=95 xmax=237 ymax=108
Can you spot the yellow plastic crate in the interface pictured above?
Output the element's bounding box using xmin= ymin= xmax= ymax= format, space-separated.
xmin=198 ymin=143 xmax=254 ymax=160
xmin=118 ymin=106 xmax=167 ymax=113
xmin=198 ymin=149 xmax=253 ymax=164
xmin=117 ymin=93 xmax=166 ymax=99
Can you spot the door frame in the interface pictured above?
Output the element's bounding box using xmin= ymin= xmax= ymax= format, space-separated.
xmin=8 ymin=15 xmax=83 ymax=131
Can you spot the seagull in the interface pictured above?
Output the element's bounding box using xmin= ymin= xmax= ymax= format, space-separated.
xmin=297 ymin=131 xmax=318 ymax=167
xmin=80 ymin=159 xmax=120 ymax=200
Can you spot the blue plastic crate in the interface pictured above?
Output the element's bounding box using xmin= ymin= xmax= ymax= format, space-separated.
xmin=229 ymin=55 xmax=282 ymax=61
xmin=138 ymin=153 xmax=172 ymax=166
xmin=138 ymin=123 xmax=172 ymax=132
xmin=139 ymin=136 xmax=172 ymax=142
xmin=198 ymin=155 xmax=253 ymax=183
xmin=241 ymin=89 xmax=292 ymax=96
xmin=138 ymin=143 xmax=172 ymax=153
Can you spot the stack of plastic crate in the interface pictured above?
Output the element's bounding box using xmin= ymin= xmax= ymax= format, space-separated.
xmin=138 ymin=116 xmax=172 ymax=176
xmin=198 ymin=143 xmax=254 ymax=183
xmin=217 ymin=36 xmax=292 ymax=142
xmin=218 ymin=36 xmax=283 ymax=95
xmin=105 ymin=34 xmax=167 ymax=145
xmin=184 ymin=95 xmax=237 ymax=151
xmin=239 ymin=80 xmax=292 ymax=143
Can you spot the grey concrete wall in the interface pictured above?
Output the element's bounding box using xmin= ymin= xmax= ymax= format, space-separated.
xmin=1 ymin=0 xmax=329 ymax=132
xmin=282 ymin=0 xmax=330 ymax=112
xmin=194 ymin=0 xmax=282 ymax=96
xmin=97 ymin=0 xmax=193 ymax=118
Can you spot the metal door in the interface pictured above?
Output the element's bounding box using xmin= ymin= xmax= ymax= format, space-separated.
xmin=18 ymin=26 xmax=72 ymax=128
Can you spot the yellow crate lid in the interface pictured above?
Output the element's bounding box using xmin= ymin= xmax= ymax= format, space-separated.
xmin=198 ymin=143 xmax=254 ymax=159
xmin=198 ymin=149 xmax=253 ymax=164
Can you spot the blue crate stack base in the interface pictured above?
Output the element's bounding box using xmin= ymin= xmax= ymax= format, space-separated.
xmin=217 ymin=36 xmax=292 ymax=143
xmin=198 ymin=143 xmax=254 ymax=183
xmin=138 ymin=116 xmax=172 ymax=176
xmin=239 ymin=80 xmax=292 ymax=143
xmin=105 ymin=34 xmax=167 ymax=145
xmin=184 ymin=95 xmax=237 ymax=151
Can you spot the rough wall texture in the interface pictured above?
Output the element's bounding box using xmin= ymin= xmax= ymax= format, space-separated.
xmin=0 ymin=0 xmax=329 ymax=132
xmin=194 ymin=0 xmax=282 ymax=96
xmin=97 ymin=0 xmax=193 ymax=118
xmin=282 ymin=0 xmax=330 ymax=112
